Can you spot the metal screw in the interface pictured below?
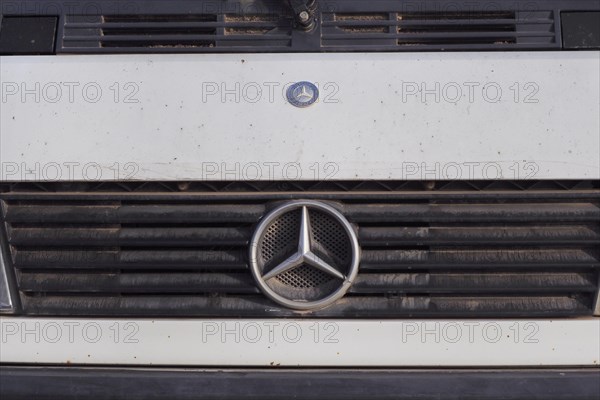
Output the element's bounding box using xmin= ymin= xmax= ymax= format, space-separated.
xmin=177 ymin=182 xmax=191 ymax=191
xmin=298 ymin=11 xmax=310 ymax=23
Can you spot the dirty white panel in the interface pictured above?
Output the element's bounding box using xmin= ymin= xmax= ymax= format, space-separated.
xmin=1 ymin=52 xmax=599 ymax=181
xmin=1 ymin=318 xmax=599 ymax=366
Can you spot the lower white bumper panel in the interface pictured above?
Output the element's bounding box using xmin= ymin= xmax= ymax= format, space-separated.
xmin=1 ymin=318 xmax=598 ymax=367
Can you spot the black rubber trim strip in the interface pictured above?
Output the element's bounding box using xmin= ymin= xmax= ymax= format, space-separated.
xmin=1 ymin=366 xmax=599 ymax=400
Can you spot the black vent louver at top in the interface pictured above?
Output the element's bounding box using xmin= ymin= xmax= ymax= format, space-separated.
xmin=56 ymin=6 xmax=559 ymax=53
xmin=5 ymin=0 xmax=600 ymax=54
xmin=322 ymin=11 xmax=556 ymax=50
xmin=61 ymin=13 xmax=293 ymax=51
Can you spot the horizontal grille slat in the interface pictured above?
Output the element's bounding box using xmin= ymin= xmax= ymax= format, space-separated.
xmin=66 ymin=22 xmax=283 ymax=29
xmin=321 ymin=18 xmax=553 ymax=27
xmin=323 ymin=32 xmax=554 ymax=40
xmin=18 ymin=273 xmax=258 ymax=294
xmin=2 ymin=180 xmax=599 ymax=318
xmin=8 ymin=227 xmax=251 ymax=247
xmin=345 ymin=203 xmax=600 ymax=223
xmin=13 ymin=250 xmax=247 ymax=269
xmin=361 ymin=249 xmax=600 ymax=269
xmin=20 ymin=295 xmax=591 ymax=318
xmin=65 ymin=34 xmax=291 ymax=42
xmin=18 ymin=272 xmax=595 ymax=295
xmin=352 ymin=272 xmax=597 ymax=294
xmin=12 ymin=248 xmax=599 ymax=270
xmin=359 ymin=226 xmax=600 ymax=246
xmin=4 ymin=204 xmax=265 ymax=224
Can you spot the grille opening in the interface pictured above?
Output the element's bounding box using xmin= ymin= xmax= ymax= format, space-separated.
xmin=100 ymin=14 xmax=217 ymax=48
xmin=399 ymin=11 xmax=516 ymax=20
xmin=333 ymin=11 xmax=517 ymax=24
xmin=398 ymin=24 xmax=515 ymax=33
xmin=102 ymin=28 xmax=216 ymax=36
xmin=310 ymin=210 xmax=352 ymax=264
xmin=335 ymin=13 xmax=389 ymax=33
xmin=260 ymin=210 xmax=301 ymax=266
xmin=335 ymin=13 xmax=389 ymax=20
xmin=329 ymin=11 xmax=519 ymax=46
xmin=116 ymin=268 xmax=247 ymax=274
xmin=101 ymin=40 xmax=215 ymax=49
xmin=102 ymin=15 xmax=218 ymax=23
xmin=224 ymin=14 xmax=280 ymax=22
xmin=398 ymin=37 xmax=516 ymax=45
xmin=224 ymin=14 xmax=282 ymax=35
xmin=276 ymin=264 xmax=336 ymax=289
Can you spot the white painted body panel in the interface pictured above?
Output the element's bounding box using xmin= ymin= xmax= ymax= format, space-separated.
xmin=1 ymin=318 xmax=598 ymax=366
xmin=1 ymin=52 xmax=599 ymax=181
xmin=1 ymin=53 xmax=599 ymax=368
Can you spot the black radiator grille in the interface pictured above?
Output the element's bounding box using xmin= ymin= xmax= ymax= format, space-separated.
xmin=1 ymin=181 xmax=599 ymax=318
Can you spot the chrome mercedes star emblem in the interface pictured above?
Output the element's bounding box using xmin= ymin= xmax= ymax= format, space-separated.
xmin=286 ymin=81 xmax=319 ymax=108
xmin=262 ymin=206 xmax=346 ymax=281
xmin=249 ymin=200 xmax=360 ymax=311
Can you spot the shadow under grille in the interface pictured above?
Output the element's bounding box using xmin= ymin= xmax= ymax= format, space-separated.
xmin=1 ymin=181 xmax=598 ymax=318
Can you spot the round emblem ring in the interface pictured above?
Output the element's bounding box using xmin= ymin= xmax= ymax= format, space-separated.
xmin=286 ymin=81 xmax=319 ymax=108
xmin=249 ymin=200 xmax=360 ymax=311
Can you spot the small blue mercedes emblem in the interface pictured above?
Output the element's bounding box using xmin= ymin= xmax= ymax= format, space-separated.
xmin=286 ymin=81 xmax=319 ymax=108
